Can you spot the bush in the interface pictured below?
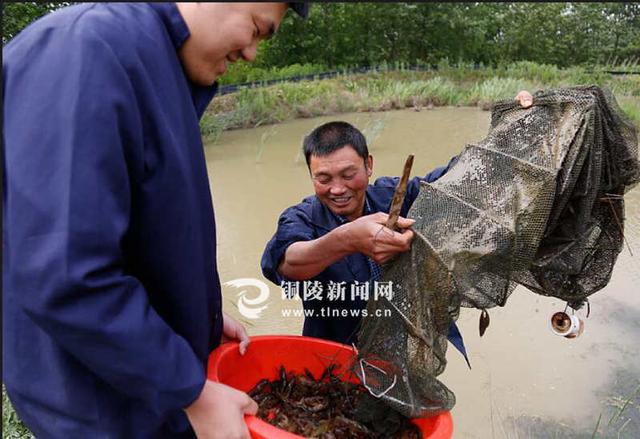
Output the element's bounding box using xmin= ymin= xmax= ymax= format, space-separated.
xmin=217 ymin=62 xmax=329 ymax=85
xmin=204 ymin=62 xmax=638 ymax=142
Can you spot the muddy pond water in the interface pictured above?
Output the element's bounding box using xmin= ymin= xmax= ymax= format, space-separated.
xmin=205 ymin=107 xmax=640 ymax=438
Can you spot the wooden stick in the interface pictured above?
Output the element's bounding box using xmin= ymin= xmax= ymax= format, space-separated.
xmin=386 ymin=154 xmax=414 ymax=230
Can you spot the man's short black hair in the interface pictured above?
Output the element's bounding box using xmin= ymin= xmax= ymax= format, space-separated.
xmin=303 ymin=121 xmax=369 ymax=168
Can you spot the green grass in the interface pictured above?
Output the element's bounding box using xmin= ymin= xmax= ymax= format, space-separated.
xmin=619 ymin=98 xmax=640 ymax=126
xmin=3 ymin=387 xmax=34 ymax=439
xmin=217 ymin=62 xmax=329 ymax=85
xmin=591 ymin=383 xmax=640 ymax=438
xmin=202 ymin=62 xmax=639 ymax=143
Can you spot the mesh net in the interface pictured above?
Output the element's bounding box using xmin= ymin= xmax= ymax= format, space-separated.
xmin=354 ymin=86 xmax=639 ymax=418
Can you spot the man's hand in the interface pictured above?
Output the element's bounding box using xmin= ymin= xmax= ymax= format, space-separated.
xmin=221 ymin=313 xmax=250 ymax=355
xmin=279 ymin=212 xmax=415 ymax=279
xmin=184 ymin=380 xmax=257 ymax=439
xmin=345 ymin=212 xmax=415 ymax=264
xmin=515 ymin=90 xmax=534 ymax=108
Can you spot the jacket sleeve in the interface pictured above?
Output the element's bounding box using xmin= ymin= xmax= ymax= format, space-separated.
xmin=261 ymin=205 xmax=315 ymax=286
xmin=423 ymin=155 xmax=459 ymax=183
xmin=3 ymin=26 xmax=205 ymax=414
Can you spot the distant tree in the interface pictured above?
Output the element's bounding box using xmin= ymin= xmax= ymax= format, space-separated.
xmin=3 ymin=3 xmax=638 ymax=68
xmin=2 ymin=2 xmax=70 ymax=45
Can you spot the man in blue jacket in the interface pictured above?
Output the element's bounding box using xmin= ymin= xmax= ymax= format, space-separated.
xmin=3 ymin=3 xmax=308 ymax=438
xmin=261 ymin=121 xmax=466 ymax=347
xmin=261 ymin=103 xmax=532 ymax=354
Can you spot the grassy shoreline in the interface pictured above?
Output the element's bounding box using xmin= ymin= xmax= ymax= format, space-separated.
xmin=201 ymin=62 xmax=640 ymax=143
xmin=3 ymin=387 xmax=34 ymax=439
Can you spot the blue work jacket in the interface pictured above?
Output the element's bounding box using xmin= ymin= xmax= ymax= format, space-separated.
xmin=261 ymin=159 xmax=468 ymax=360
xmin=3 ymin=4 xmax=221 ymax=437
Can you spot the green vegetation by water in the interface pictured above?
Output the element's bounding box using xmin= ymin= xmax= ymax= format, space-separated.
xmin=201 ymin=61 xmax=640 ymax=143
xmin=3 ymin=387 xmax=34 ymax=439
xmin=4 ymin=4 xmax=638 ymax=143
xmin=6 ymin=4 xmax=638 ymax=69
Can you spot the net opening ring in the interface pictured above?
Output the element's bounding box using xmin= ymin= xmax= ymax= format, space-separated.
xmin=359 ymin=358 xmax=398 ymax=398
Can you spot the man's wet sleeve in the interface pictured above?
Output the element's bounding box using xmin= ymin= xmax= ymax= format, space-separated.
xmin=261 ymin=206 xmax=315 ymax=285
xmin=3 ymin=29 xmax=205 ymax=414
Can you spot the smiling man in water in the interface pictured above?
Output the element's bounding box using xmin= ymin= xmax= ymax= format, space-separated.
xmin=261 ymin=121 xmax=455 ymax=345
xmin=261 ymin=91 xmax=533 ymax=353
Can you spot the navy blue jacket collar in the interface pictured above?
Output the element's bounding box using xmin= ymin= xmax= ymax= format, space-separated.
xmin=149 ymin=2 xmax=218 ymax=119
xmin=149 ymin=3 xmax=190 ymax=49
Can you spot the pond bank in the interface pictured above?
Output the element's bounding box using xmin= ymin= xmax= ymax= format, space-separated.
xmin=201 ymin=64 xmax=640 ymax=143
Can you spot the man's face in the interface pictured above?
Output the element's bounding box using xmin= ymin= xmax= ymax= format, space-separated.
xmin=309 ymin=146 xmax=373 ymax=222
xmin=176 ymin=2 xmax=288 ymax=86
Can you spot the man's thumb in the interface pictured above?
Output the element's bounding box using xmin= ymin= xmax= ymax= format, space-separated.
xmin=395 ymin=217 xmax=416 ymax=228
xmin=243 ymin=397 xmax=258 ymax=415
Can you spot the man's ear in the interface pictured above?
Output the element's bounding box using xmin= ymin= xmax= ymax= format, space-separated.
xmin=366 ymin=154 xmax=373 ymax=176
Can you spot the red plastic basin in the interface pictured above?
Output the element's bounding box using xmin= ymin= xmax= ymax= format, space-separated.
xmin=207 ymin=335 xmax=453 ymax=439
